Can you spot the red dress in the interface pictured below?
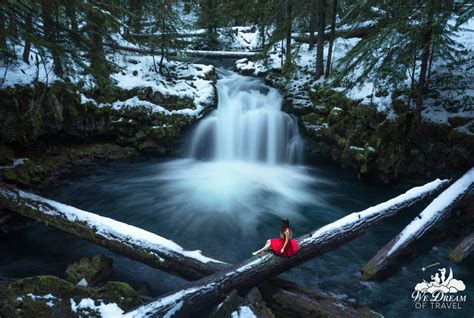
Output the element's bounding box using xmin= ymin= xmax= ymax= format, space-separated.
xmin=270 ymin=228 xmax=298 ymax=257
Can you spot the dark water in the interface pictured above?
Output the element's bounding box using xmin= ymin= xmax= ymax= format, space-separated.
xmin=0 ymin=157 xmax=472 ymax=318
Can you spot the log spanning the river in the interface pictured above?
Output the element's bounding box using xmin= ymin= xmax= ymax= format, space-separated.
xmin=0 ymin=183 xmax=380 ymax=316
xmin=107 ymin=43 xmax=260 ymax=59
xmin=448 ymin=232 xmax=474 ymax=263
xmin=362 ymin=168 xmax=474 ymax=280
xmin=125 ymin=178 xmax=449 ymax=318
xmin=0 ymin=183 xmax=227 ymax=281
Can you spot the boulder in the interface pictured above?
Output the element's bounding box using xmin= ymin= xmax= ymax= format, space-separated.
xmin=65 ymin=255 xmax=113 ymax=286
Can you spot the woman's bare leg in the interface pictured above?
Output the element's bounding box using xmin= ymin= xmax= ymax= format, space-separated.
xmin=252 ymin=240 xmax=271 ymax=255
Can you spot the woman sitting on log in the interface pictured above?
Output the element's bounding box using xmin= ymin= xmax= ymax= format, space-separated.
xmin=252 ymin=218 xmax=298 ymax=256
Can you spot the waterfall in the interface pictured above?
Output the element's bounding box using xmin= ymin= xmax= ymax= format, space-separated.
xmin=189 ymin=70 xmax=304 ymax=164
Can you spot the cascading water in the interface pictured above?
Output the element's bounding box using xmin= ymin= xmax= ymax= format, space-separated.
xmin=189 ymin=70 xmax=304 ymax=164
xmin=148 ymin=69 xmax=318 ymax=226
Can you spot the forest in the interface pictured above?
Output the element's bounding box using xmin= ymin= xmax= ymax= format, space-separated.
xmin=0 ymin=1 xmax=473 ymax=318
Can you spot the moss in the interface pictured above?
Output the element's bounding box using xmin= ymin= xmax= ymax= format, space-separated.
xmin=361 ymin=264 xmax=377 ymax=281
xmin=3 ymin=160 xmax=43 ymax=188
xmin=448 ymin=251 xmax=463 ymax=263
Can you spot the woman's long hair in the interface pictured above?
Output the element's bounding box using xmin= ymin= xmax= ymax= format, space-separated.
xmin=281 ymin=218 xmax=290 ymax=233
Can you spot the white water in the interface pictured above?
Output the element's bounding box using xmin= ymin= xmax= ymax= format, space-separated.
xmin=153 ymin=71 xmax=318 ymax=223
xmin=189 ymin=70 xmax=304 ymax=164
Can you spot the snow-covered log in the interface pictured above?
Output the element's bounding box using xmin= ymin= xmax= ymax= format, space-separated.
xmin=108 ymin=43 xmax=260 ymax=59
xmin=362 ymin=169 xmax=474 ymax=280
xmin=0 ymin=183 xmax=227 ymax=281
xmin=125 ymin=178 xmax=448 ymax=318
xmin=292 ymin=25 xmax=375 ymax=43
xmin=448 ymin=232 xmax=474 ymax=263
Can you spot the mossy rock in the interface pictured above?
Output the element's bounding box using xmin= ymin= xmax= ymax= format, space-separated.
xmin=1 ymin=275 xmax=140 ymax=318
xmin=3 ymin=159 xmax=43 ymax=188
xmin=65 ymin=255 xmax=113 ymax=286
xmin=87 ymin=281 xmax=139 ymax=311
xmin=8 ymin=276 xmax=76 ymax=298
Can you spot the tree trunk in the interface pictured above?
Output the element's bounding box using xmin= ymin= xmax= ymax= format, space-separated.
xmin=65 ymin=0 xmax=78 ymax=33
xmin=315 ymin=0 xmax=326 ymax=79
xmin=414 ymin=2 xmax=436 ymax=123
xmin=184 ymin=0 xmax=191 ymax=14
xmin=284 ymin=0 xmax=293 ymax=70
xmin=324 ymin=0 xmax=337 ymax=78
xmin=0 ymin=182 xmax=377 ymax=317
xmin=0 ymin=11 xmax=6 ymax=51
xmin=126 ymin=178 xmax=448 ymax=317
xmin=448 ymin=232 xmax=474 ymax=263
xmin=128 ymin=0 xmax=144 ymax=33
xmin=85 ymin=4 xmax=110 ymax=88
xmin=362 ymin=169 xmax=474 ymax=280
xmin=22 ymin=13 xmax=33 ymax=64
xmin=40 ymin=0 xmax=63 ymax=77
xmin=308 ymin=1 xmax=317 ymax=50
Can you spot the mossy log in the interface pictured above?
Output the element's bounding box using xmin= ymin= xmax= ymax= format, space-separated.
xmin=448 ymin=232 xmax=474 ymax=263
xmin=362 ymin=169 xmax=474 ymax=280
xmin=125 ymin=178 xmax=448 ymax=318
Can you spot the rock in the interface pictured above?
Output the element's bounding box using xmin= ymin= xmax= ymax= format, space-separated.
xmin=448 ymin=116 xmax=470 ymax=128
xmin=3 ymin=159 xmax=43 ymax=188
xmin=0 ymin=275 xmax=141 ymax=318
xmin=90 ymin=281 xmax=139 ymax=310
xmin=65 ymin=255 xmax=113 ymax=286
xmin=0 ymin=145 xmax=15 ymax=166
xmin=210 ymin=287 xmax=274 ymax=318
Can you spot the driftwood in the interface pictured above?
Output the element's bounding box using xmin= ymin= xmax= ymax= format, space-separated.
xmin=448 ymin=232 xmax=474 ymax=262
xmin=0 ymin=182 xmax=377 ymax=316
xmin=0 ymin=183 xmax=227 ymax=281
xmin=125 ymin=178 xmax=448 ymax=318
xmin=362 ymin=168 xmax=474 ymax=280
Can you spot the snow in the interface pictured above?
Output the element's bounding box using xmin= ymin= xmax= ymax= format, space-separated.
xmin=77 ymin=278 xmax=88 ymax=287
xmin=233 ymin=19 xmax=473 ymax=129
xmin=303 ymin=178 xmax=448 ymax=243
xmin=125 ymin=283 xmax=215 ymax=318
xmin=70 ymin=298 xmax=124 ymax=317
xmin=108 ymin=54 xmax=215 ymax=117
xmin=26 ymin=293 xmax=57 ymax=301
xmin=231 ymin=306 xmax=257 ymax=318
xmin=0 ymin=158 xmax=28 ymax=169
xmin=231 ymin=254 xmax=271 ymax=275
xmin=387 ymin=168 xmax=474 ymax=255
xmin=15 ymin=190 xmax=223 ymax=265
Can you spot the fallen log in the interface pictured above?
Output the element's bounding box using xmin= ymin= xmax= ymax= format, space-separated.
xmin=362 ymin=168 xmax=474 ymax=280
xmin=125 ymin=178 xmax=448 ymax=318
xmin=107 ymin=43 xmax=260 ymax=59
xmin=448 ymin=232 xmax=474 ymax=262
xmin=0 ymin=182 xmax=377 ymax=316
xmin=0 ymin=183 xmax=227 ymax=281
xmin=292 ymin=25 xmax=375 ymax=43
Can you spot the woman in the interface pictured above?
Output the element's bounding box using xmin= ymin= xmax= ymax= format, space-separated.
xmin=252 ymin=218 xmax=298 ymax=256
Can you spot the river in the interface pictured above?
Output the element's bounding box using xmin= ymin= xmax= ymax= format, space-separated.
xmin=0 ymin=68 xmax=472 ymax=318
